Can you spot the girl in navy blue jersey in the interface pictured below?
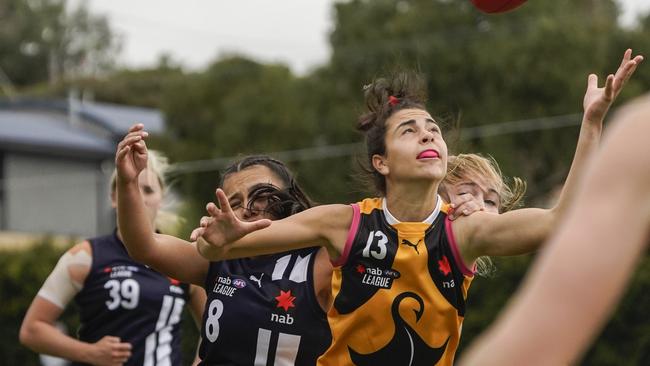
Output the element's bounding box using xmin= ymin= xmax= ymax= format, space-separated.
xmin=114 ymin=138 xmax=332 ymax=365
xmin=20 ymin=151 xmax=206 ymax=366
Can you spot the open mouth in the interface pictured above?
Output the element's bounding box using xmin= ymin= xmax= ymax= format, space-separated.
xmin=417 ymin=149 xmax=439 ymax=159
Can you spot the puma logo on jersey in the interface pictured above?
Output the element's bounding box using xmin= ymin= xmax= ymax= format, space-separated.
xmin=249 ymin=273 xmax=264 ymax=288
xmin=401 ymin=239 xmax=422 ymax=254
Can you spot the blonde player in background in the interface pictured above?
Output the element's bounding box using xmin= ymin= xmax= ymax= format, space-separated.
xmin=20 ymin=151 xmax=205 ymax=366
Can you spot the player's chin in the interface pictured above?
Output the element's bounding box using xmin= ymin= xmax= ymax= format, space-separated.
xmin=408 ymin=170 xmax=445 ymax=184
xmin=419 ymin=165 xmax=446 ymax=179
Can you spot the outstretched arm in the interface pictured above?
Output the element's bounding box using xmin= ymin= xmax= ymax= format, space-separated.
xmin=460 ymin=93 xmax=650 ymax=366
xmin=195 ymin=188 xmax=351 ymax=262
xmin=116 ymin=124 xmax=208 ymax=285
xmin=455 ymin=50 xmax=643 ymax=263
xmin=554 ymin=48 xmax=643 ymax=214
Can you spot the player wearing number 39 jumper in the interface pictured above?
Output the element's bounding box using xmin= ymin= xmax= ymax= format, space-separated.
xmin=20 ymin=151 xmax=206 ymax=366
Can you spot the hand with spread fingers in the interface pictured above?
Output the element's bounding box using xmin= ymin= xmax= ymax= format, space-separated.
xmin=583 ymin=49 xmax=643 ymax=125
xmin=195 ymin=188 xmax=272 ymax=260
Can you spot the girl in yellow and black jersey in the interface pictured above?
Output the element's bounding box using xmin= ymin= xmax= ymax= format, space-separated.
xmin=190 ymin=50 xmax=640 ymax=365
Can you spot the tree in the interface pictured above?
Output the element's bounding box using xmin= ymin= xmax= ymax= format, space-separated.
xmin=321 ymin=1 xmax=650 ymax=363
xmin=0 ymin=0 xmax=119 ymax=89
xmin=324 ymin=0 xmax=648 ymax=198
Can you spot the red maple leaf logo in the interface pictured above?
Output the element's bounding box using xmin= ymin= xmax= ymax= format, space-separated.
xmin=356 ymin=264 xmax=366 ymax=274
xmin=275 ymin=290 xmax=296 ymax=311
xmin=438 ymin=256 xmax=451 ymax=276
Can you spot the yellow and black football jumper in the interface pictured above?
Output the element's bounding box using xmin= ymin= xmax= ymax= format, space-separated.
xmin=319 ymin=197 xmax=475 ymax=366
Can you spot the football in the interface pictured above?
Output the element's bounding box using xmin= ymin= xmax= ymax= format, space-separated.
xmin=470 ymin=0 xmax=527 ymax=14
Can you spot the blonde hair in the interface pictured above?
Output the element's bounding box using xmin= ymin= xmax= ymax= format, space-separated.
xmin=443 ymin=153 xmax=526 ymax=213
xmin=442 ymin=153 xmax=527 ymax=277
xmin=110 ymin=150 xmax=183 ymax=234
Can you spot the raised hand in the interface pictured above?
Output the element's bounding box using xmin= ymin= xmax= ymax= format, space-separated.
xmin=115 ymin=124 xmax=149 ymax=184
xmin=583 ymin=49 xmax=643 ymax=124
xmin=90 ymin=336 xmax=132 ymax=366
xmin=195 ymin=188 xmax=272 ymax=260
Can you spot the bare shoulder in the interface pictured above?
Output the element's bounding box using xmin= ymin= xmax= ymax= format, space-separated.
xmin=63 ymin=240 xmax=93 ymax=286
xmin=448 ymin=211 xmax=495 ymax=256
xmin=317 ymin=203 xmax=354 ymax=227
xmin=67 ymin=240 xmax=92 ymax=256
xmin=291 ymin=203 xmax=355 ymax=230
xmin=293 ymin=204 xmax=355 ymax=257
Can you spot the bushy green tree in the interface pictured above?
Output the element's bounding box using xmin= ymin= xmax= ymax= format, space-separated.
xmin=6 ymin=1 xmax=650 ymax=363
xmin=0 ymin=0 xmax=118 ymax=88
xmin=322 ymin=1 xmax=650 ymax=362
xmin=152 ymin=56 xmax=355 ymax=235
xmin=325 ymin=0 xmax=650 ymax=196
xmin=0 ymin=241 xmax=76 ymax=364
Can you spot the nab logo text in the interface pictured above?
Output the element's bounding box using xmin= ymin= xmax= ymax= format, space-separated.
xmin=271 ymin=313 xmax=294 ymax=325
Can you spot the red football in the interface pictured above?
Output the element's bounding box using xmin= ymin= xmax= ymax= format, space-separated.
xmin=470 ymin=0 xmax=527 ymax=14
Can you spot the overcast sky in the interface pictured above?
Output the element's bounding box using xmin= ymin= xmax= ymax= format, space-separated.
xmin=71 ymin=0 xmax=650 ymax=75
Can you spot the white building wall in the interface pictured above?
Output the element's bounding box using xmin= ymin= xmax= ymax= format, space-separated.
xmin=4 ymin=153 xmax=113 ymax=237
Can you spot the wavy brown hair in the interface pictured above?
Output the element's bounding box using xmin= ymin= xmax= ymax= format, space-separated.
xmin=357 ymin=72 xmax=429 ymax=195
xmin=220 ymin=155 xmax=313 ymax=219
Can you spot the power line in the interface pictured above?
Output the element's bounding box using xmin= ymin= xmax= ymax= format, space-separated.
xmin=459 ymin=113 xmax=582 ymax=139
xmin=167 ymin=142 xmax=361 ymax=176
xmin=0 ymin=112 xmax=585 ymax=183
xmin=166 ymin=113 xmax=583 ymax=175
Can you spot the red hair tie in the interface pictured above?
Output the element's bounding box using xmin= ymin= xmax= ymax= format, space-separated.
xmin=388 ymin=95 xmax=400 ymax=106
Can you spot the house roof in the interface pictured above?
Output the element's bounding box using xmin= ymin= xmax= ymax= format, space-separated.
xmin=0 ymin=109 xmax=115 ymax=157
xmin=0 ymin=98 xmax=164 ymax=159
xmin=77 ymin=101 xmax=164 ymax=135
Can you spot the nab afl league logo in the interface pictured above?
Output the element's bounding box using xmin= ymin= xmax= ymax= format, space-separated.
xmin=232 ymin=278 xmax=247 ymax=288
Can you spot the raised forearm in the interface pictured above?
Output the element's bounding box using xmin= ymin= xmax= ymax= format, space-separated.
xmin=554 ymin=118 xmax=602 ymax=215
xmin=116 ymin=179 xmax=157 ymax=263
